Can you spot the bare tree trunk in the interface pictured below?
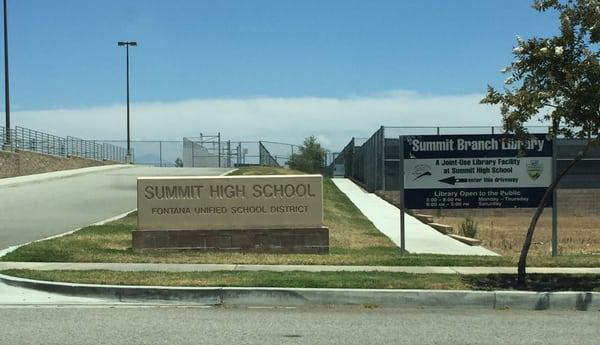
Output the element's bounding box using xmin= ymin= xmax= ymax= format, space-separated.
xmin=517 ymin=139 xmax=596 ymax=286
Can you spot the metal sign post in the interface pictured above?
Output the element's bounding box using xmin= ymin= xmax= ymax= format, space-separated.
xmin=399 ymin=136 xmax=406 ymax=254
xmin=381 ymin=126 xmax=385 ymax=190
xmin=551 ymin=138 xmax=558 ymax=256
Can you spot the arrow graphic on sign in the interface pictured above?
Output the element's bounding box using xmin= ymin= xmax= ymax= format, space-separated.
xmin=438 ymin=176 xmax=468 ymax=185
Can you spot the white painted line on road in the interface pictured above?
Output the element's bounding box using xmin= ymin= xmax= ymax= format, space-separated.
xmin=0 ymin=209 xmax=136 ymax=259
xmin=222 ymin=168 xmax=238 ymax=176
xmin=247 ymin=306 xmax=277 ymax=309
xmin=247 ymin=306 xmax=298 ymax=310
xmin=90 ymin=209 xmax=137 ymax=226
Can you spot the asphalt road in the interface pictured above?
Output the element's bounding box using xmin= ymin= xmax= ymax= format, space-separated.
xmin=0 ymin=166 xmax=230 ymax=248
xmin=0 ymin=306 xmax=598 ymax=345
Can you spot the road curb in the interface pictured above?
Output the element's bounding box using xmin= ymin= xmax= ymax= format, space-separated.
xmin=221 ymin=288 xmax=497 ymax=308
xmin=1 ymin=273 xmax=598 ymax=310
xmin=0 ymin=274 xmax=222 ymax=305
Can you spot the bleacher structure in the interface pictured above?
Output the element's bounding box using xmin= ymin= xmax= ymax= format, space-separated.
xmin=181 ymin=134 xmax=299 ymax=168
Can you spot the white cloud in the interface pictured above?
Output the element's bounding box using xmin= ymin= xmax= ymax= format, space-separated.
xmin=12 ymin=90 xmax=505 ymax=151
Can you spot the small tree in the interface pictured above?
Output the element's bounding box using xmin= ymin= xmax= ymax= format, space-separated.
xmin=481 ymin=0 xmax=600 ymax=285
xmin=288 ymin=136 xmax=326 ymax=174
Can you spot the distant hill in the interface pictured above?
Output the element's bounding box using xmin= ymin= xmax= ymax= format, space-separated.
xmin=134 ymin=153 xmax=161 ymax=165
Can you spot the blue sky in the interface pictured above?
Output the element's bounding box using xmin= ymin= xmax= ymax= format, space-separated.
xmin=5 ymin=1 xmax=559 ymax=148
xmin=7 ymin=0 xmax=558 ymax=110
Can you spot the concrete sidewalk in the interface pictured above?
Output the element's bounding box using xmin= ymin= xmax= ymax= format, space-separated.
xmin=2 ymin=262 xmax=599 ymax=274
xmin=332 ymin=178 xmax=498 ymax=256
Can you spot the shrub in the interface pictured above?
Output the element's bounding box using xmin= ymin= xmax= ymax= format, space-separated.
xmin=287 ymin=136 xmax=326 ymax=174
xmin=460 ymin=217 xmax=478 ymax=238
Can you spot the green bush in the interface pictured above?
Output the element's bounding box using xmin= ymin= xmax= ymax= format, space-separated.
xmin=287 ymin=136 xmax=326 ymax=174
xmin=460 ymin=217 xmax=478 ymax=238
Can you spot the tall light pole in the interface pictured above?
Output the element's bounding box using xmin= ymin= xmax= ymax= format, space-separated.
xmin=117 ymin=41 xmax=136 ymax=163
xmin=3 ymin=0 xmax=10 ymax=150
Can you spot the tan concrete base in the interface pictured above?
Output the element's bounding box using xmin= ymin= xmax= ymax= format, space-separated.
xmin=132 ymin=227 xmax=329 ymax=254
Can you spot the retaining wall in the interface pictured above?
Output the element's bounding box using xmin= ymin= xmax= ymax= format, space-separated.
xmin=0 ymin=150 xmax=114 ymax=178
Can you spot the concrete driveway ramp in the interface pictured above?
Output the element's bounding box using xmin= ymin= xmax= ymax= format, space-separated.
xmin=0 ymin=165 xmax=233 ymax=249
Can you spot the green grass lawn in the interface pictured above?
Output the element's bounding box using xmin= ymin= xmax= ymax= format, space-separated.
xmin=2 ymin=166 xmax=600 ymax=267
xmin=3 ymin=269 xmax=600 ymax=291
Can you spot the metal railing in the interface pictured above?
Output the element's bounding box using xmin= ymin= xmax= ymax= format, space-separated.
xmin=14 ymin=126 xmax=67 ymax=156
xmin=0 ymin=125 xmax=127 ymax=163
xmin=66 ymin=136 xmax=127 ymax=162
xmin=0 ymin=126 xmax=14 ymax=150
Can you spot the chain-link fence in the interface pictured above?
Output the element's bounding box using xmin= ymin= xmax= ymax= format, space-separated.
xmin=331 ymin=125 xmax=600 ymax=190
xmin=183 ymin=139 xmax=300 ymax=168
xmin=343 ymin=126 xmax=600 ymax=191
xmin=1 ymin=126 xmax=329 ymax=169
xmin=97 ymin=138 xmax=301 ymax=168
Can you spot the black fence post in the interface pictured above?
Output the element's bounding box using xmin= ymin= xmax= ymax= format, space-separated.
xmin=380 ymin=126 xmax=385 ymax=190
xmin=227 ymin=140 xmax=231 ymax=167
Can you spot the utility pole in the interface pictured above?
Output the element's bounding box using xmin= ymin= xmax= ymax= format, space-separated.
xmin=3 ymin=0 xmax=10 ymax=150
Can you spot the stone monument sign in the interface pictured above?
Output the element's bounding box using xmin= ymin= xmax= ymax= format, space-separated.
xmin=133 ymin=174 xmax=329 ymax=253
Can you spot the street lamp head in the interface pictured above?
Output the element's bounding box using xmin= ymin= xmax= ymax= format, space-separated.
xmin=117 ymin=41 xmax=137 ymax=46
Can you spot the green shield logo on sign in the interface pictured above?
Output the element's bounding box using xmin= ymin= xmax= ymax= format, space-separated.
xmin=527 ymin=160 xmax=543 ymax=181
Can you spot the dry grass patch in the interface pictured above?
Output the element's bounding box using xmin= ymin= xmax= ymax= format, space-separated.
xmin=379 ymin=190 xmax=600 ymax=257
xmin=438 ymin=214 xmax=600 ymax=256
